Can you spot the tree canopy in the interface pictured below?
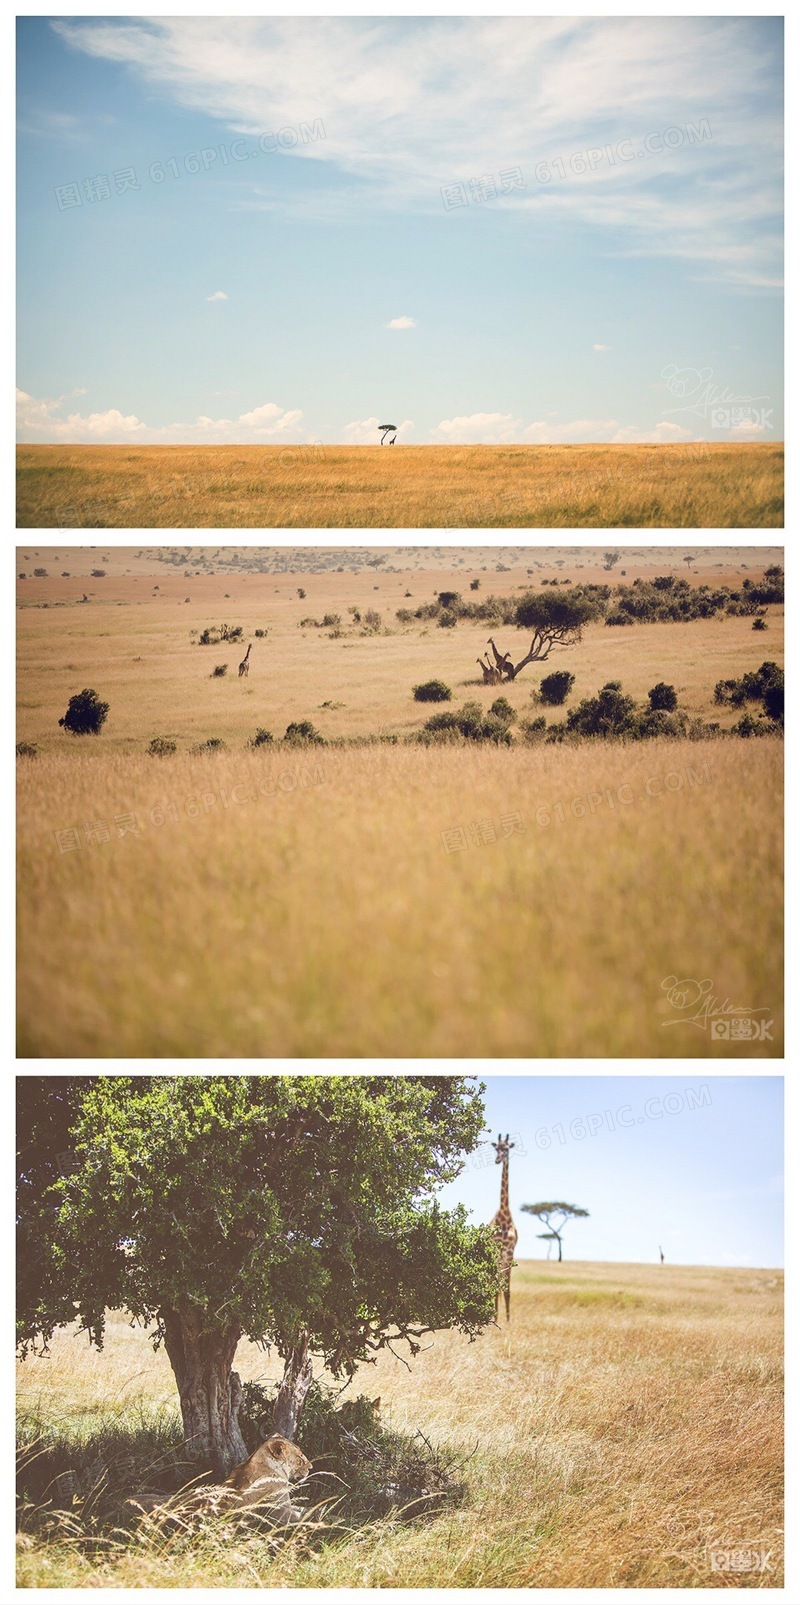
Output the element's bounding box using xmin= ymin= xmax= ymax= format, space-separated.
xmin=17 ymin=1076 xmax=499 ymax=1469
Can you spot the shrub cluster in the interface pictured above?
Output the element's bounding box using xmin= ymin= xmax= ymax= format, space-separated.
xmin=58 ymin=688 xmax=109 ymax=736
xmin=413 ymin=680 xmax=452 ymax=703
xmin=419 ymin=700 xmax=513 ymax=745
xmin=539 ymin=670 xmax=575 ymax=705
xmin=284 ymin=720 xmax=325 ymax=744
xmin=714 ymin=661 xmax=783 ymax=721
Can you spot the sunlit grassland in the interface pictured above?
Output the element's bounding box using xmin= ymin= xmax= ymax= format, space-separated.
xmin=17 ymin=739 xmax=782 ymax=1057
xmin=15 ymin=591 xmax=784 ymax=751
xmin=17 ymin=1261 xmax=784 ymax=1587
xmin=16 ymin=442 xmax=784 ymax=528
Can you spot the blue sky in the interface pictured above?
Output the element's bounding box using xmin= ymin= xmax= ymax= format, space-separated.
xmin=437 ymin=1078 xmax=783 ymax=1269
xmin=17 ymin=16 xmax=783 ymax=445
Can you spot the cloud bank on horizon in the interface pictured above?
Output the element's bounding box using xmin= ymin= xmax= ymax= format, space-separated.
xmin=17 ymin=15 xmax=783 ymax=444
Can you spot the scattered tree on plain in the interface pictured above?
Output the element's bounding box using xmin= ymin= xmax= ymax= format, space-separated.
xmin=521 ymin=1201 xmax=590 ymax=1262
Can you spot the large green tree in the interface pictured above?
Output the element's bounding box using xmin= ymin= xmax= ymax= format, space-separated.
xmin=17 ymin=1076 xmax=498 ymax=1475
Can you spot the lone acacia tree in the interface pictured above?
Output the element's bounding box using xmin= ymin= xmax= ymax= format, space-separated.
xmin=17 ymin=1076 xmax=498 ymax=1476
xmin=487 ymin=591 xmax=596 ymax=680
xmin=521 ymin=1201 xmax=589 ymax=1262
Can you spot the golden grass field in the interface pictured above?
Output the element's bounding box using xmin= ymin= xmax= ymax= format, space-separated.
xmin=16 ymin=549 xmax=783 ymax=1057
xmin=16 ymin=1260 xmax=784 ymax=1588
xmin=16 ymin=442 xmax=784 ymax=528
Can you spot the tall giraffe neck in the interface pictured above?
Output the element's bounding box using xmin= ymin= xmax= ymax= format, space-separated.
xmin=499 ymin=1156 xmax=510 ymax=1212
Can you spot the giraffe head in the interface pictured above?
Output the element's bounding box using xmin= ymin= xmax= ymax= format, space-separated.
xmin=492 ymin=1131 xmax=515 ymax=1164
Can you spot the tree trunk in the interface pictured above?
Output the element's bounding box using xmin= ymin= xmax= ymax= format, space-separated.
xmin=557 ymin=1238 xmax=563 ymax=1262
xmin=273 ymin=1332 xmax=313 ymax=1440
xmin=160 ymin=1307 xmax=247 ymax=1477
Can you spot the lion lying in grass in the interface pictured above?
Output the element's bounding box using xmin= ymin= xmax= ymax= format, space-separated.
xmin=132 ymin=1433 xmax=313 ymax=1528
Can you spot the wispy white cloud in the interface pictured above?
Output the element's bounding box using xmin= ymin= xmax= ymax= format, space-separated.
xmin=206 ymin=290 xmax=228 ymax=302
xmin=386 ymin=316 xmax=415 ymax=329
xmin=593 ymin=343 xmax=611 ymax=352
xmin=432 ymin=412 xmax=700 ymax=444
xmin=51 ymin=16 xmax=782 ymax=286
xmin=16 ymin=389 xmax=305 ymax=444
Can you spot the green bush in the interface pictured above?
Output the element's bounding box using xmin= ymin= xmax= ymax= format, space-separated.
xmin=284 ymin=720 xmax=325 ymax=744
xmin=413 ymin=680 xmax=452 ymax=702
xmin=148 ymin=737 xmax=177 ymax=756
xmin=520 ymin=716 xmax=547 ymax=741
xmin=421 ymin=700 xmax=512 ymax=744
xmin=489 ymin=696 xmax=517 ymax=723
xmin=539 ymin=670 xmax=575 ymax=705
xmin=58 ymin=688 xmax=109 ymax=736
xmin=763 ymin=682 xmax=784 ymax=723
xmin=606 ymin=609 xmax=634 ymax=626
xmin=752 ymin=616 xmax=767 ymax=631
xmin=211 ymin=663 xmax=228 ymax=677
xmin=566 ymin=682 xmax=636 ymax=738
xmin=249 ymin=728 xmax=274 ymax=747
xmin=648 ymin=682 xmax=678 ymax=712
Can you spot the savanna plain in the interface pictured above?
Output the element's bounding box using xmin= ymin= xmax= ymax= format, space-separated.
xmin=15 ymin=441 xmax=784 ymax=528
xmin=16 ymin=545 xmax=783 ymax=1057
xmin=16 ymin=1260 xmax=783 ymax=1588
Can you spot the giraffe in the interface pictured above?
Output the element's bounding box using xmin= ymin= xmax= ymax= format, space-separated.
xmin=478 ymin=655 xmax=502 ymax=685
xmin=238 ymin=643 xmax=252 ymax=678
xmin=490 ymin=1132 xmax=518 ymax=1321
xmin=487 ymin=638 xmax=514 ymax=679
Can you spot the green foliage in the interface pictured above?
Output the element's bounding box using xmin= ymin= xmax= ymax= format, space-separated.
xmin=514 ymin=589 xmax=597 ymax=634
xmin=648 ymin=682 xmax=678 ymax=712
xmin=752 ymin=617 xmax=768 ymax=631
xmin=714 ymin=662 xmax=783 ymax=709
xmin=413 ymin=680 xmax=452 ymax=703
xmin=249 ymin=728 xmax=274 ymax=747
xmin=58 ymin=688 xmax=109 ymax=736
xmin=211 ymin=664 xmax=228 ymax=678
xmin=489 ymin=697 xmax=517 ymax=723
xmin=519 ymin=716 xmax=547 ymax=742
xmin=539 ymin=671 xmax=575 ymax=706
xmin=437 ymin=591 xmax=461 ymax=611
xmin=566 ymin=682 xmax=637 ymax=738
xmin=421 ymin=701 xmax=512 ymax=745
xmin=284 ymin=720 xmax=325 ymax=744
xmin=148 ymin=737 xmax=177 ymax=757
xmin=17 ymin=1077 xmax=498 ymax=1375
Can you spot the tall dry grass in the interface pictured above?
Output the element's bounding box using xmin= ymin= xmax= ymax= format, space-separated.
xmin=16 ymin=442 xmax=784 ymax=528
xmin=17 ymin=738 xmax=782 ymax=1057
xmin=16 ymin=1261 xmax=783 ymax=1587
